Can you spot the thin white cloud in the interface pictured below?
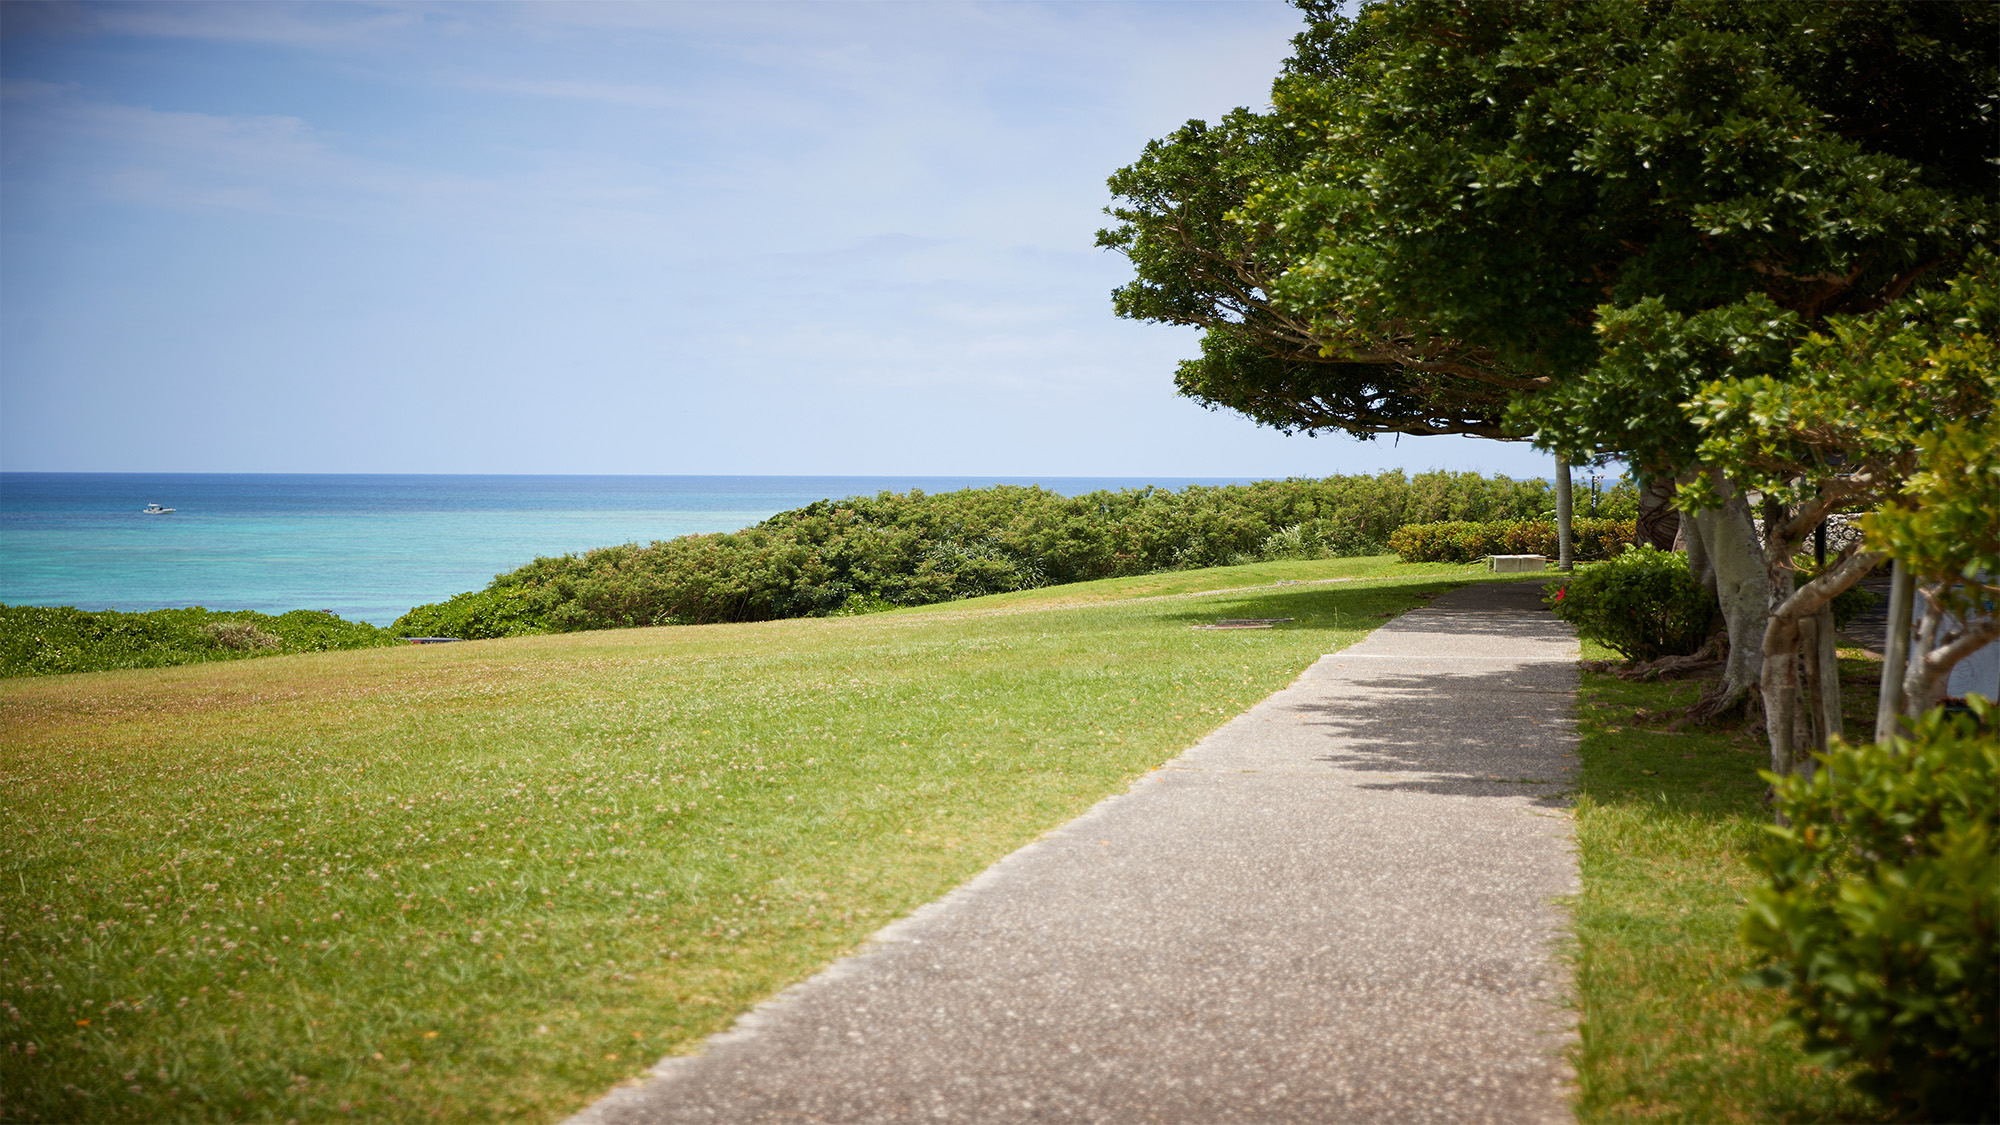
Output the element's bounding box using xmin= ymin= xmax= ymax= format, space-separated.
xmin=84 ymin=1 xmax=425 ymax=48
xmin=2 ymin=86 xmax=498 ymax=219
xmin=441 ymin=74 xmax=693 ymax=111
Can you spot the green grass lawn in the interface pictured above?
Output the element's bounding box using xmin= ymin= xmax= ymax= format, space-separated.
xmin=1568 ymin=640 xmax=1888 ymax=1122
xmin=3 ymin=556 xmax=1511 ymax=1123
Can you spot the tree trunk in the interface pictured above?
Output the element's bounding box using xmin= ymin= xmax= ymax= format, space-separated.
xmin=1555 ymin=459 xmax=1574 ymax=570
xmin=1903 ymin=589 xmax=2000 ymax=719
xmin=1765 ymin=609 xmax=1802 ymax=776
xmin=1758 ymin=543 xmax=1884 ymax=777
xmin=1681 ymin=497 xmax=1714 ymax=585
xmin=1636 ymin=476 xmax=1680 ymax=549
xmin=1761 ymin=530 xmax=1805 ymax=776
xmin=1905 ymin=593 xmax=1949 ymax=715
xmin=1794 ymin=607 xmax=1840 ymax=773
xmin=1875 ymin=560 xmax=1914 ymax=741
xmin=1811 ymin=603 xmax=1842 ymax=751
xmin=1685 ymin=494 xmax=1769 ymax=720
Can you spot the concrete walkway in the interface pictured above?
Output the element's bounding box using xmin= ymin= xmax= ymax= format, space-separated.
xmin=574 ymin=581 xmax=1580 ymax=1124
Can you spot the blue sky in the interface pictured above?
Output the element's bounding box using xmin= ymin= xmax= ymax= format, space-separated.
xmin=2 ymin=1 xmax=1558 ymax=479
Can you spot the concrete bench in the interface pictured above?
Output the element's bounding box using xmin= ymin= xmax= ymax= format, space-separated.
xmin=1488 ymin=554 xmax=1548 ymax=573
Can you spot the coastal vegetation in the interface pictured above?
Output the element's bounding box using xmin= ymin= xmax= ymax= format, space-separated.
xmin=0 ymin=555 xmax=1492 ymax=1122
xmin=0 ymin=606 xmax=395 ymax=680
xmin=392 ymin=471 xmax=1638 ymax=639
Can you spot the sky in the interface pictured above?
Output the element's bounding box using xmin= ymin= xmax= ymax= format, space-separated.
xmin=1 ymin=0 xmax=1559 ymax=479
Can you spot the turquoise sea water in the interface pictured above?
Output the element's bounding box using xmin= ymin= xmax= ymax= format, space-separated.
xmin=0 ymin=474 xmax=1249 ymax=626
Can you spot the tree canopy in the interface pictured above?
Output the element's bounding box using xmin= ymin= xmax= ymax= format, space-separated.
xmin=1103 ymin=0 xmax=1998 ymax=470
xmin=1097 ymin=8 xmax=1538 ymax=443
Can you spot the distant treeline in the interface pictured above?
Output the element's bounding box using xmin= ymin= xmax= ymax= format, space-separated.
xmin=393 ymin=471 xmax=1638 ymax=639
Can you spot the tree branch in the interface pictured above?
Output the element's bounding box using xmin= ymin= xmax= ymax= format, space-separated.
xmin=1916 ymin=613 xmax=2000 ymax=681
xmin=1770 ymin=548 xmax=1888 ymax=623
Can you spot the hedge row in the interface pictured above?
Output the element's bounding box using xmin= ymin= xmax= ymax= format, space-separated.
xmin=1387 ymin=518 xmax=1637 ymax=564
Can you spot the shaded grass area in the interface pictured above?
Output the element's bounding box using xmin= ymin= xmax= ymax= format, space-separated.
xmin=1 ymin=605 xmax=395 ymax=680
xmin=1570 ymin=643 xmax=1888 ymax=1122
xmin=2 ymin=558 xmax=1497 ymax=1122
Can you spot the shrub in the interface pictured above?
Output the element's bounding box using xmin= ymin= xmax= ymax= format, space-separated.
xmin=1572 ymin=518 xmax=1638 ymax=561
xmin=1387 ymin=518 xmax=1636 ymax=563
xmin=203 ymin=619 xmax=281 ymax=650
xmin=1742 ymin=700 xmax=1999 ymax=1122
xmin=391 ymin=585 xmax=566 ymax=640
xmin=1259 ymin=519 xmax=1387 ymax=561
xmin=1544 ymin=544 xmax=1717 ymax=660
xmin=0 ymin=605 xmax=395 ymax=678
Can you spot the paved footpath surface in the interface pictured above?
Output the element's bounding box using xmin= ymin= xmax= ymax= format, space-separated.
xmin=573 ymin=581 xmax=1580 ymax=1125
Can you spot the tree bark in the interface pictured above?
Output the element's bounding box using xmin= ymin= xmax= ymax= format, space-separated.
xmin=1686 ymin=492 xmax=1769 ymax=720
xmin=1555 ymin=459 xmax=1574 ymax=571
xmin=1812 ymin=603 xmax=1842 ymax=751
xmin=1636 ymin=476 xmax=1680 ymax=549
xmin=1794 ymin=607 xmax=1840 ymax=772
xmin=1765 ymin=607 xmax=1802 ymax=776
xmin=1875 ymin=560 xmax=1914 ymax=742
xmin=1758 ymin=545 xmax=1884 ymax=773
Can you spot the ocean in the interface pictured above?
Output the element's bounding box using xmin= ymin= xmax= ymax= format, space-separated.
xmin=0 ymin=474 xmax=1254 ymax=627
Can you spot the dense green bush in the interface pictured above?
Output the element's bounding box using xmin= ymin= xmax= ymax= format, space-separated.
xmin=1543 ymin=545 xmax=1717 ymax=661
xmin=1386 ymin=518 xmax=1636 ymax=563
xmin=1258 ymin=519 xmax=1388 ymax=560
xmin=391 ymin=471 xmax=1557 ymax=638
xmin=389 ymin=586 xmax=565 ymax=640
xmin=1743 ymin=700 xmax=1999 ymax=1122
xmin=0 ymin=605 xmax=396 ymax=678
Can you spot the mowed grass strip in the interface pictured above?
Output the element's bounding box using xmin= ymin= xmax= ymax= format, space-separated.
xmin=3 ymin=557 xmax=1491 ymax=1123
xmin=1569 ymin=643 xmax=1888 ymax=1122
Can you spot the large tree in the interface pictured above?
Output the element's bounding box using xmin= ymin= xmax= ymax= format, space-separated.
xmin=1107 ymin=0 xmax=1998 ymax=730
xmin=1097 ymin=7 xmax=1541 ymax=444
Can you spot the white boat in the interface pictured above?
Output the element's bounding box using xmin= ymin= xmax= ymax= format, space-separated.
xmin=141 ymin=503 xmax=175 ymax=514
